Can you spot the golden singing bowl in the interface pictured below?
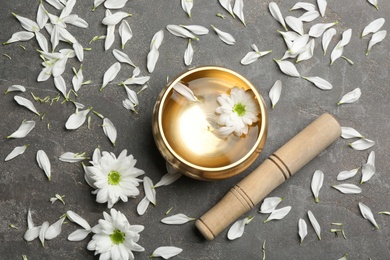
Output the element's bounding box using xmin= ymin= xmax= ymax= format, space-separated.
xmin=152 ymin=66 xmax=268 ymax=180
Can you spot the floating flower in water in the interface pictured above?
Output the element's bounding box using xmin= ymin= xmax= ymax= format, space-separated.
xmin=87 ymin=208 xmax=145 ymax=260
xmin=215 ymin=87 xmax=259 ymax=137
xmin=84 ymin=149 xmax=144 ymax=208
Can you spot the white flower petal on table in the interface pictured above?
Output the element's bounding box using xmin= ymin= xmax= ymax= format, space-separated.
xmin=105 ymin=23 xmax=115 ymax=51
xmin=259 ymin=196 xmax=283 ymax=213
xmin=39 ymin=221 xmax=49 ymax=247
xmin=302 ymin=76 xmax=332 ymax=90
xmin=150 ymin=30 xmax=164 ymax=49
xmin=367 ymin=0 xmax=379 ymax=9
xmin=264 ymin=206 xmax=291 ymax=223
xmin=5 ymin=145 xmax=29 ymax=162
xmin=367 ymin=150 xmax=375 ymax=165
xmin=62 ymin=14 xmax=89 ymax=28
xmin=3 ymin=31 xmax=35 ymax=44
xmin=339 ymin=29 xmax=352 ymax=48
xmin=322 ymin=28 xmax=336 ymax=55
xmin=361 ymin=163 xmax=375 ymax=184
xmin=66 ymin=210 xmax=91 ymax=230
xmin=112 ymin=49 xmax=136 ymax=67
xmin=104 ymin=0 xmax=128 ymax=9
xmin=211 ymin=25 xmax=235 ymax=45
xmin=102 ymin=11 xmax=131 ymax=26
xmin=132 ymin=67 xmax=141 ymax=77
xmin=45 ymin=217 xmax=65 ymax=240
xmin=173 ymin=82 xmax=198 ymax=102
xmin=27 ymin=209 xmax=35 ymax=229
xmin=180 ymin=25 xmax=209 ymax=35
xmin=24 ymin=226 xmax=41 ymax=241
xmin=337 ymin=168 xmax=359 ymax=181
xmin=14 ymin=96 xmax=40 ymax=116
xmin=181 ymin=0 xmax=193 ymax=18
xmin=73 ymin=42 xmax=84 ymax=62
xmin=60 ymin=0 xmax=76 ymax=19
xmin=151 ymin=246 xmax=183 ymax=259
xmin=101 ymin=62 xmax=121 ymax=91
xmin=309 ymin=22 xmax=337 ymax=38
xmin=119 ymin=20 xmax=132 ymax=49
xmin=330 ymin=42 xmax=344 ymax=65
xmin=278 ymin=30 xmax=300 ymax=42
xmin=72 ymin=66 xmax=83 ymax=92
xmin=68 ymin=229 xmax=91 ymax=241
xmin=289 ymin=34 xmax=310 ymax=54
xmin=219 ymin=0 xmax=234 ymax=17
xmin=102 ymin=118 xmax=117 ymax=146
xmin=36 ymin=150 xmax=51 ymax=181
xmin=332 ymin=184 xmax=362 ymax=194
xmin=269 ymin=80 xmax=282 ymax=109
xmin=7 ymin=120 xmax=35 ymax=139
xmin=274 ymin=59 xmax=300 ymax=77
xmin=123 ymin=76 xmax=150 ymax=85
xmin=54 ymin=76 xmax=67 ymax=98
xmin=12 ymin=13 xmax=39 ymax=32
xmin=161 ymin=213 xmax=196 ymax=225
xmin=366 ymin=30 xmax=387 ymax=55
xmin=166 ymin=24 xmax=198 ymax=40
xmin=154 ymin=172 xmax=182 ymax=188
xmin=65 ymin=108 xmax=91 ymax=130
xmin=308 ymin=210 xmax=321 ymax=240
xmin=137 ymin=196 xmax=150 ymax=216
xmin=143 ymin=176 xmax=156 ymax=206
xmin=45 ymin=0 xmax=64 ymax=10
xmin=241 ymin=52 xmax=261 ymax=65
xmin=269 ymin=2 xmax=287 ymax=31
xmin=285 ymin=16 xmax=304 ymax=35
xmin=359 ymin=202 xmax=379 ymax=229
xmin=297 ymin=39 xmax=315 ymax=62
xmin=59 ymin=152 xmax=88 ymax=162
xmin=184 ymin=39 xmax=194 ymax=66
xmin=35 ymin=31 xmax=48 ymax=52
xmin=124 ymin=86 xmax=139 ymax=105
xmin=298 ymin=10 xmax=320 ymax=22
xmin=341 ymin=127 xmax=364 ymax=139
xmin=290 ymin=2 xmax=316 ymax=11
xmin=317 ymin=0 xmax=327 ymax=17
xmin=147 ymin=46 xmax=159 ymax=73
xmin=362 ymin=18 xmax=385 ymax=37
xmin=311 ymin=170 xmax=324 ymax=203
xmin=227 ymin=216 xmax=253 ymax=240
xmin=298 ymin=218 xmax=307 ymax=244
xmin=233 ymin=0 xmax=246 ymax=26
xmin=349 ymin=138 xmax=375 ymax=150
xmin=338 ymin=88 xmax=361 ymax=105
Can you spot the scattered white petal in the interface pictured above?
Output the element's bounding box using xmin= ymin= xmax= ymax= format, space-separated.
xmin=264 ymin=206 xmax=291 ymax=222
xmin=317 ymin=0 xmax=327 ymax=17
xmin=362 ymin=18 xmax=385 ymax=37
xmin=73 ymin=42 xmax=84 ymax=62
xmin=147 ymin=46 xmax=160 ymax=73
xmin=12 ymin=13 xmax=39 ymax=32
xmin=184 ymin=39 xmax=194 ymax=66
xmin=179 ymin=25 xmax=209 ymax=35
xmin=68 ymin=229 xmax=91 ymax=241
xmin=36 ymin=150 xmax=51 ymax=181
xmin=65 ymin=108 xmax=91 ymax=130
xmin=269 ymin=80 xmax=282 ymax=108
xmin=181 ymin=0 xmax=193 ymax=18
xmin=39 ymin=221 xmax=49 ymax=247
xmin=349 ymin=138 xmax=375 ymax=150
xmin=101 ymin=62 xmax=121 ymax=91
xmin=35 ymin=31 xmax=48 ymax=52
xmin=288 ymin=34 xmax=310 ymax=55
xmin=338 ymin=88 xmax=361 ymax=105
xmin=150 ymin=30 xmax=164 ymax=49
xmin=341 ymin=127 xmax=364 ymax=139
xmin=24 ymin=226 xmax=41 ymax=241
xmin=166 ymin=24 xmax=198 ymax=40
xmin=337 ymin=168 xmax=359 ymax=181
xmin=259 ymin=197 xmax=283 ymax=213
xmin=278 ymin=30 xmax=300 ymax=42
xmin=285 ymin=16 xmax=304 ymax=35
xmin=298 ymin=218 xmax=307 ymax=244
xmin=269 ymin=2 xmax=287 ymax=31
xmin=173 ymin=82 xmax=198 ymax=102
xmin=104 ymin=0 xmax=128 ymax=9
xmin=151 ymin=246 xmax=183 ymax=259
xmin=154 ymin=172 xmax=182 ymax=188
xmin=359 ymin=202 xmax=379 ymax=229
xmin=14 ymin=96 xmax=40 ymax=116
xmin=123 ymin=76 xmax=150 ymax=85
xmin=302 ymin=76 xmax=333 ymax=90
xmin=241 ymin=52 xmax=261 ymax=65
xmin=322 ymin=28 xmax=337 ymax=55
xmin=330 ymin=42 xmax=344 ymax=65
xmin=27 ymin=209 xmax=35 ymax=229
xmin=332 ymin=184 xmax=362 ymax=194
xmin=308 ymin=210 xmax=321 ymax=240
xmin=119 ymin=20 xmax=132 ymax=49
xmin=143 ymin=176 xmax=156 ymax=206
xmin=361 ymin=151 xmax=376 ymax=183
xmin=211 ymin=25 xmax=235 ymax=45
xmin=54 ymin=76 xmax=67 ymax=98
xmin=367 ymin=0 xmax=379 ymax=10
xmin=45 ymin=217 xmax=65 ymax=240
xmin=102 ymin=118 xmax=117 ymax=146
xmin=66 ymin=210 xmax=91 ymax=230
xmin=298 ymin=10 xmax=320 ymax=22
xmin=290 ymin=2 xmax=316 ymax=11
xmin=59 ymin=152 xmax=88 ymax=163
xmin=137 ymin=196 xmax=150 ymax=216
xmin=102 ymin=11 xmax=131 ymax=26
xmin=233 ymin=0 xmax=246 ymax=26
xmin=227 ymin=216 xmax=253 ymax=240
xmin=124 ymin=86 xmax=139 ymax=106
xmin=5 ymin=145 xmax=29 ymax=161
xmin=219 ymin=0 xmax=234 ymax=17
xmin=309 ymin=22 xmax=337 ymax=38
xmin=72 ymin=66 xmax=84 ymax=92
xmin=366 ymin=30 xmax=387 ymax=55
xmin=104 ymin=10 xmax=115 ymax=50
xmin=161 ymin=213 xmax=196 ymax=225
xmin=3 ymin=31 xmax=34 ymax=45
xmin=297 ymin=39 xmax=315 ymax=62
xmin=274 ymin=59 xmax=300 ymax=77
xmin=7 ymin=120 xmax=35 ymax=139
xmin=112 ymin=49 xmax=136 ymax=67
xmin=339 ymin=29 xmax=352 ymax=47
xmin=45 ymin=0 xmax=64 ymax=10
xmin=311 ymin=170 xmax=324 ymax=203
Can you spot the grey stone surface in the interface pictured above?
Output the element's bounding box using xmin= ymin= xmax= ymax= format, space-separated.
xmin=1 ymin=0 xmax=389 ymax=259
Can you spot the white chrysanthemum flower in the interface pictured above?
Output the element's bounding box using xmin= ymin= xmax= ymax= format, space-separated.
xmin=88 ymin=208 xmax=145 ymax=260
xmin=84 ymin=149 xmax=144 ymax=208
xmin=215 ymin=87 xmax=259 ymax=137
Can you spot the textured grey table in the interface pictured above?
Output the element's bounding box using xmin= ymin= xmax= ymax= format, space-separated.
xmin=1 ymin=0 xmax=389 ymax=259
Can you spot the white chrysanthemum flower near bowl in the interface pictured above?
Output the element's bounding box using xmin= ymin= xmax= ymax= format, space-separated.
xmin=88 ymin=208 xmax=145 ymax=260
xmin=216 ymin=87 xmax=259 ymax=137
xmin=84 ymin=149 xmax=144 ymax=208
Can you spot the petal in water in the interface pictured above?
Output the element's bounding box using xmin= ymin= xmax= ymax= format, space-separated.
xmin=311 ymin=170 xmax=324 ymax=203
xmin=7 ymin=120 xmax=36 ymax=139
xmin=338 ymin=88 xmax=361 ymax=105
xmin=173 ymin=82 xmax=198 ymax=102
xmin=5 ymin=144 xmax=29 ymax=162
xmin=269 ymin=80 xmax=282 ymax=108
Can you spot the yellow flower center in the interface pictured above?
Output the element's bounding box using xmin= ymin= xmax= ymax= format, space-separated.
xmin=233 ymin=103 xmax=246 ymax=116
xmin=108 ymin=171 xmax=121 ymax=185
xmin=110 ymin=229 xmax=125 ymax=244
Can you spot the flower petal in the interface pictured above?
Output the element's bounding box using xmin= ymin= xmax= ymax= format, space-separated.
xmin=153 ymin=172 xmax=182 ymax=188
xmin=68 ymin=229 xmax=91 ymax=241
xmin=332 ymin=184 xmax=362 ymax=194
xmin=102 ymin=11 xmax=131 ymax=26
xmin=112 ymin=49 xmax=136 ymax=67
xmin=211 ymin=25 xmax=235 ymax=45
xmin=3 ymin=31 xmax=35 ymax=45
xmin=337 ymin=168 xmax=359 ymax=181
xmin=166 ymin=24 xmax=198 ymax=40
xmin=219 ymin=0 xmax=234 ymax=17
xmin=143 ymin=176 xmax=156 ymax=206
xmin=359 ymin=202 xmax=379 ymax=229
xmin=274 ymin=59 xmax=300 ymax=77
xmin=7 ymin=120 xmax=35 ymax=139
xmin=269 ymin=2 xmax=287 ymax=31
xmin=298 ymin=10 xmax=320 ymax=22
xmin=298 ymin=218 xmax=307 ymax=244
xmin=362 ymin=18 xmax=385 ymax=37
xmin=269 ymin=80 xmax=282 ymax=108
xmin=184 ymin=39 xmax=194 ymax=66
xmin=104 ymin=0 xmax=128 ymax=9
xmin=5 ymin=145 xmax=29 ymax=161
xmin=367 ymin=0 xmax=379 ymax=9
xmin=309 ymin=22 xmax=337 ymax=38
xmin=311 ymin=170 xmax=324 ymax=203
xmin=264 ymin=206 xmax=291 ymax=222
xmin=14 ymin=96 xmax=40 ymax=116
xmin=101 ymin=62 xmax=121 ymax=91
xmin=233 ymin=0 xmax=246 ymax=26
xmin=36 ymin=150 xmax=51 ymax=181
xmin=45 ymin=217 xmax=65 ymax=240
xmin=102 ymin=118 xmax=117 ymax=146
xmin=241 ymin=51 xmax=260 ymax=65
xmin=151 ymin=246 xmax=183 ymax=259
xmin=338 ymin=88 xmax=361 ymax=105
xmin=285 ymin=16 xmax=304 ymax=35
xmin=302 ymin=76 xmax=333 ymax=90
xmin=147 ymin=46 xmax=159 ymax=73
xmin=173 ymin=82 xmax=198 ymax=102
xmin=349 ymin=138 xmax=375 ymax=150
xmin=290 ymin=2 xmax=316 ymax=11
xmin=66 ymin=210 xmax=91 ymax=230
xmin=366 ymin=30 xmax=387 ymax=55
xmin=161 ymin=213 xmax=196 ymax=225
xmin=181 ymin=0 xmax=193 ymax=18
xmin=341 ymin=127 xmax=364 ymax=139
xmin=227 ymin=216 xmax=252 ymax=240
xmin=308 ymin=210 xmax=321 ymax=240
xmin=119 ymin=20 xmax=132 ymax=49
xmin=259 ymin=196 xmax=283 ymax=213
xmin=317 ymin=0 xmax=327 ymax=17
xmin=39 ymin=221 xmax=49 ymax=247
xmin=322 ymin=28 xmax=337 ymax=55
xmin=179 ymin=25 xmax=209 ymax=35
xmin=137 ymin=196 xmax=150 ymax=216
xmin=54 ymin=76 xmax=67 ymax=98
